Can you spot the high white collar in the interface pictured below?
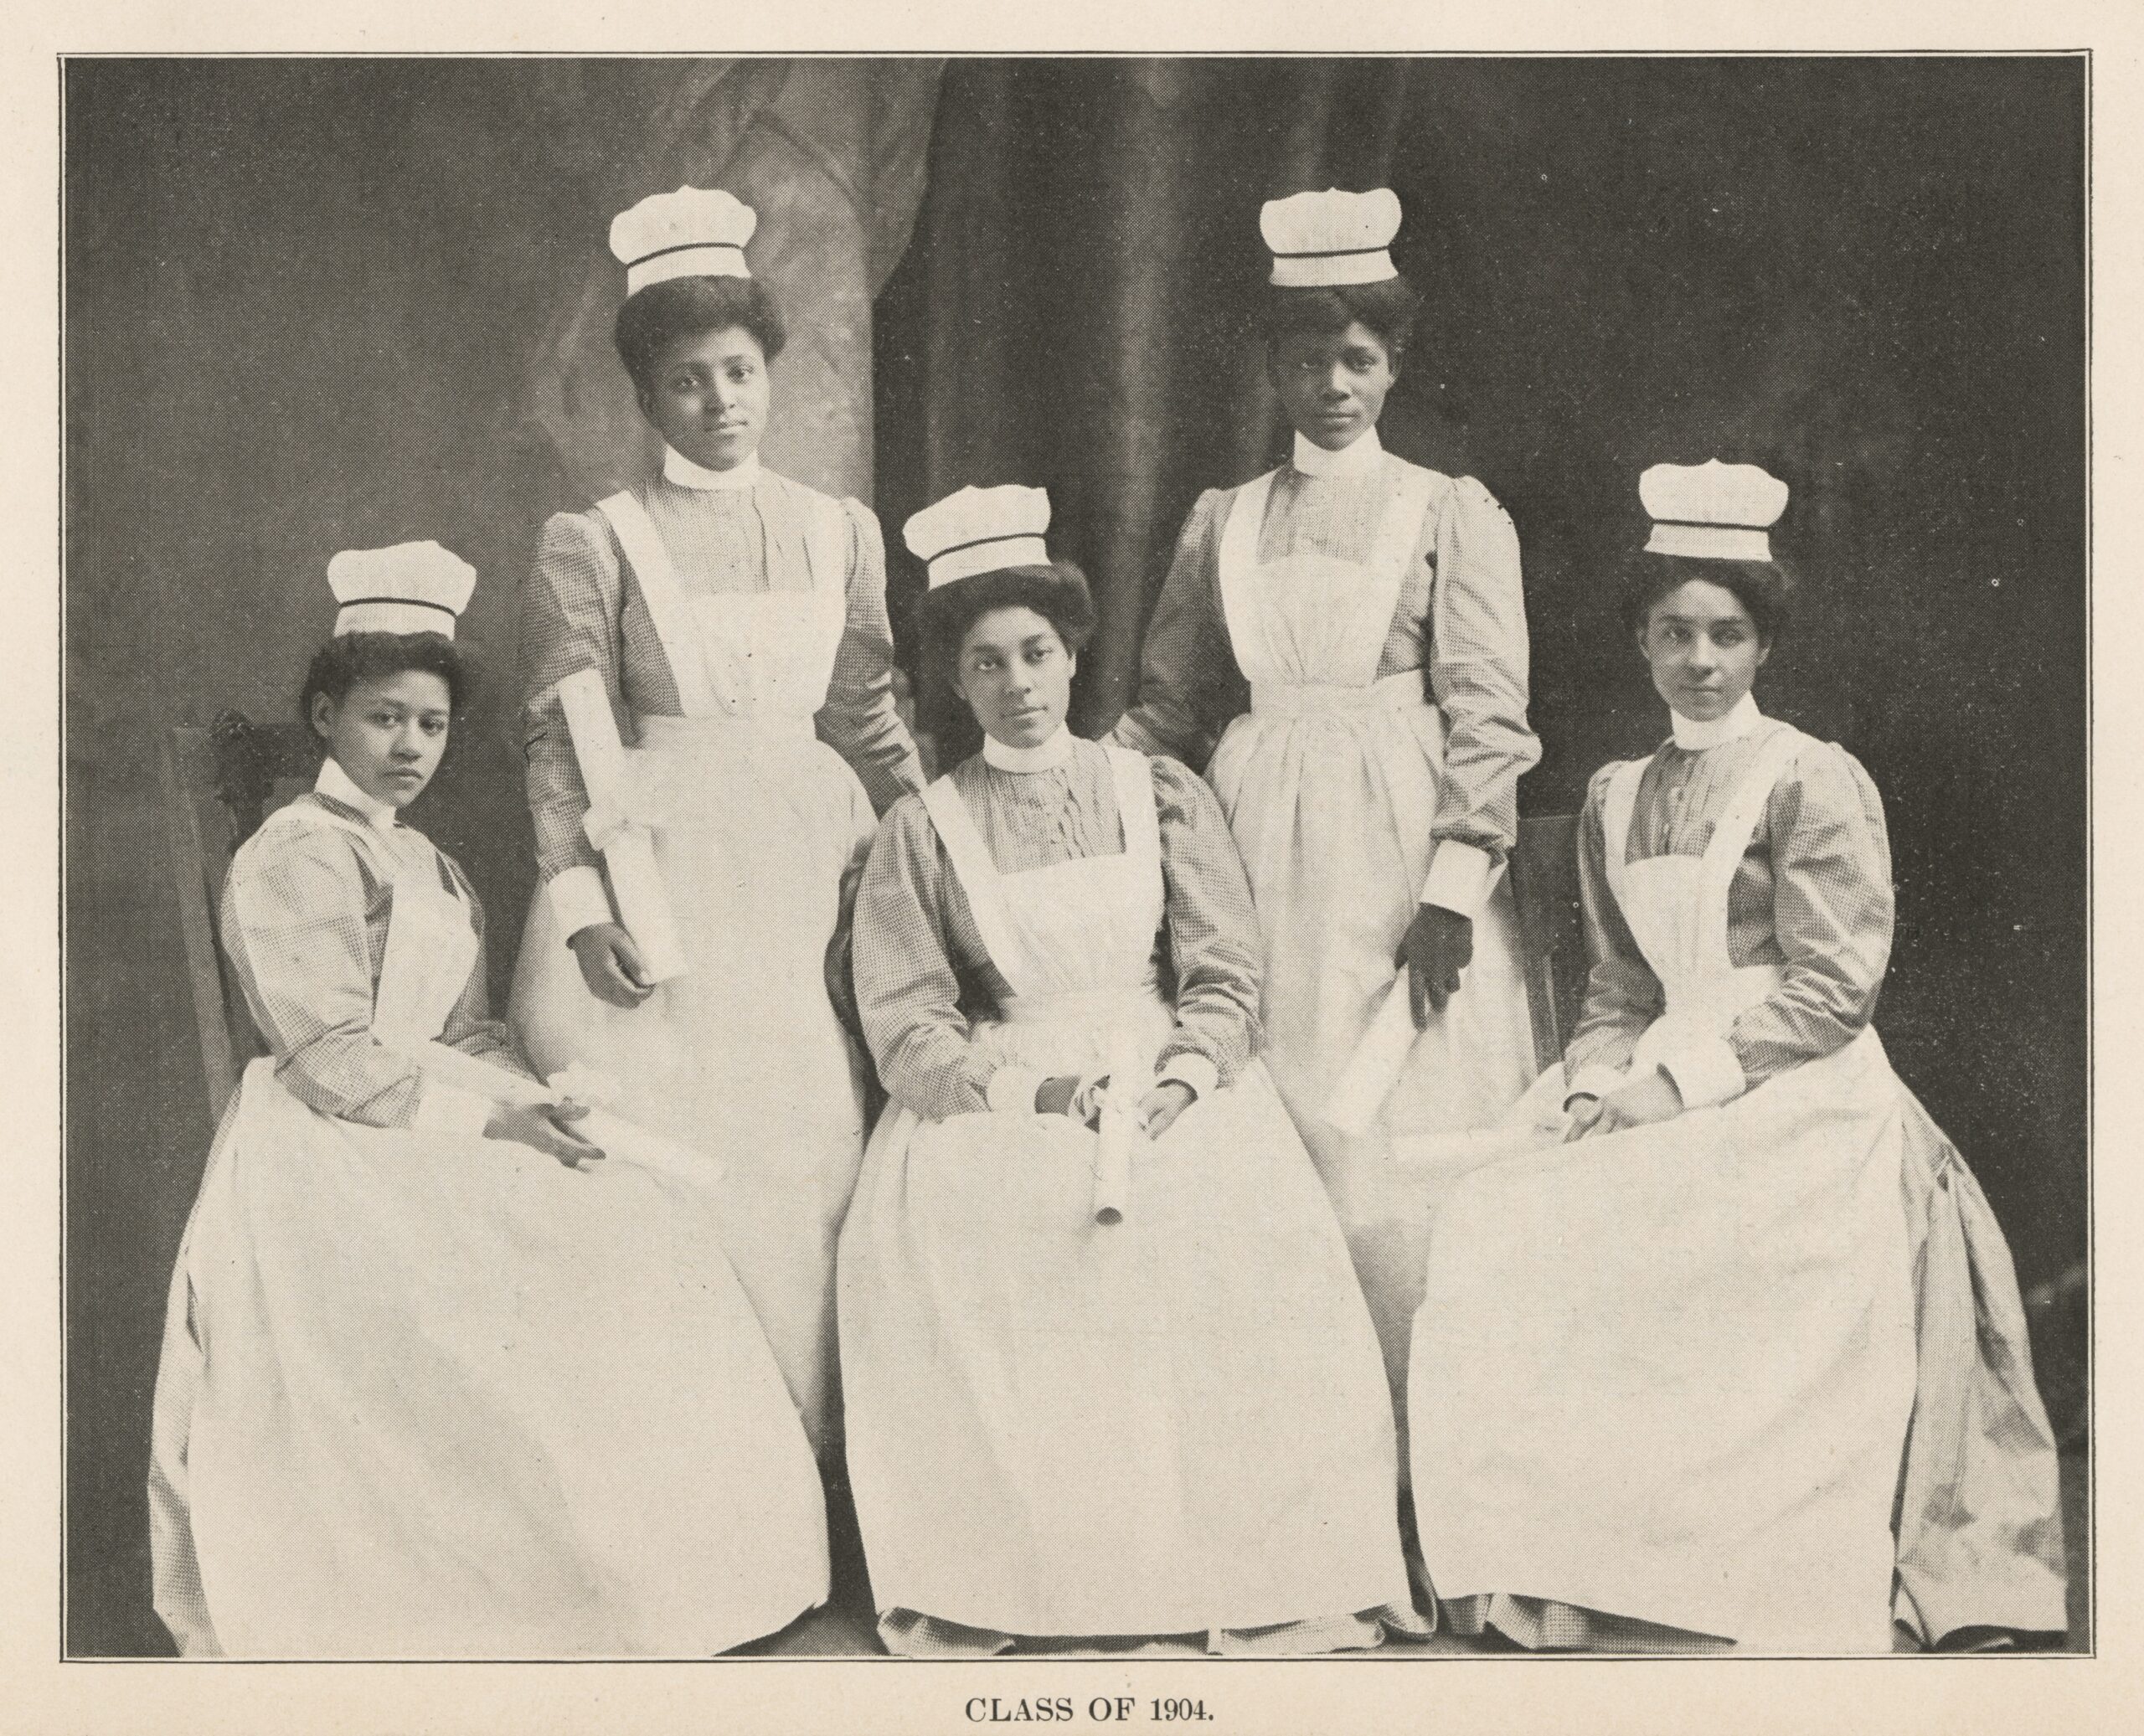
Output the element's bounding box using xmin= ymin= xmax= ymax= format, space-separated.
xmin=982 ymin=724 xmax=1075 ymax=774
xmin=1670 ymin=692 xmax=1763 ymax=750
xmin=315 ymin=755 xmax=401 ymax=832
xmin=662 ymin=445 xmax=761 ymax=492
xmin=1291 ymin=423 xmax=1384 ymax=478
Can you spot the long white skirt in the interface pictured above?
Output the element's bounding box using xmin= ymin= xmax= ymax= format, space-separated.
xmin=511 ymin=717 xmax=876 ymax=1452
xmin=148 ymin=1060 xmax=829 ymax=1658
xmin=1409 ymin=1033 xmax=1919 ymax=1653
xmin=1207 ymin=695 xmax=1536 ymax=1426
xmin=837 ymin=997 xmax=1415 ymax=1645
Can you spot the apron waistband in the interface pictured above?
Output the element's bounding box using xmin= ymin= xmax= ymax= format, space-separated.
xmin=992 ymin=985 xmax=1163 ymax=1028
xmin=635 ymin=708 xmax=819 ymax=746
xmin=1249 ymin=669 xmax=1426 ymax=718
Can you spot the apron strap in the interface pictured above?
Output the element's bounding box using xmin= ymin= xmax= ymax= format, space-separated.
xmin=1105 ymin=745 xmax=1162 ymax=879
xmin=799 ymin=488 xmax=852 ymax=602
xmin=1213 ymin=470 xmax=1279 ymax=672
xmin=920 ymin=775 xmax=1038 ymax=1000
xmin=1600 ymin=755 xmax=1648 ymax=914
xmin=596 ymin=490 xmax=720 ymax=717
xmin=1696 ymin=723 xmax=1806 ymax=949
xmin=1374 ymin=461 xmax=1437 ymax=620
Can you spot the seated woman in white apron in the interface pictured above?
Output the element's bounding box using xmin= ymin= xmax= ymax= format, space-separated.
xmin=840 ymin=487 xmax=1420 ymax=1656
xmin=508 ymin=188 xmax=922 ymax=1455
xmin=147 ymin=544 xmax=828 ymax=1659
xmin=1409 ymin=463 xmax=2068 ymax=1654
xmin=1109 ymin=188 xmax=1539 ymax=1440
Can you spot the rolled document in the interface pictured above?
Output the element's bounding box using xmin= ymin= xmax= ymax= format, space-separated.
xmin=1324 ymin=967 xmax=1420 ymax=1136
xmin=559 ymin=667 xmax=688 ymax=983
xmin=416 ymin=1040 xmax=719 ymax=1185
xmin=1090 ymin=1033 xmax=1150 ymax=1226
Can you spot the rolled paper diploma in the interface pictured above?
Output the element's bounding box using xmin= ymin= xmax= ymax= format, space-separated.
xmin=559 ymin=667 xmax=688 ymax=983
xmin=415 ymin=1040 xmax=719 ymax=1184
xmin=1324 ymin=967 xmax=1420 ymax=1136
xmin=1090 ymin=1033 xmax=1149 ymax=1227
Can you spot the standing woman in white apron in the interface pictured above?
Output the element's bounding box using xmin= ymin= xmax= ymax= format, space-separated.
xmin=1111 ymin=188 xmax=1539 ymax=1433
xmin=839 ymin=487 xmax=1420 ymax=1656
xmin=1410 ymin=461 xmax=2068 ymax=1653
xmin=147 ymin=545 xmax=828 ymax=1657
xmin=509 ymin=188 xmax=923 ymax=1455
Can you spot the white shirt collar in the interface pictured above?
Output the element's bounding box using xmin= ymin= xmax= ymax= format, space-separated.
xmin=662 ymin=445 xmax=761 ymax=492
xmin=315 ymin=755 xmax=400 ymax=832
xmin=1671 ymin=692 xmax=1763 ymax=750
xmin=1291 ymin=423 xmax=1384 ymax=479
xmin=982 ymin=724 xmax=1075 ymax=774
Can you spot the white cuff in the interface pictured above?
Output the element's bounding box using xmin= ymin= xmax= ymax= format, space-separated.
xmin=1658 ymin=1039 xmax=1747 ymax=1110
xmin=546 ymin=865 xmax=616 ymax=940
xmin=986 ymin=1064 xmax=1049 ymax=1115
xmin=1420 ymin=840 xmax=1496 ymax=918
xmin=1157 ymin=1051 xmax=1218 ymax=1103
xmin=1564 ymin=1063 xmax=1625 ymax=1108
xmin=412 ymin=1079 xmax=493 ymax=1140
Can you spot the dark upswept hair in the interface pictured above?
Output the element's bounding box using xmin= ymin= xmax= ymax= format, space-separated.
xmin=917 ymin=563 xmax=1099 ymax=698
xmin=298 ymin=631 xmax=471 ymax=736
xmin=612 ymin=275 xmax=787 ymax=398
xmin=1619 ymin=552 xmax=1796 ymax=648
xmin=1260 ymin=274 xmax=1423 ymax=363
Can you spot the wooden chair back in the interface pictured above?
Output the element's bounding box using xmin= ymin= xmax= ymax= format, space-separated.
xmin=1508 ymin=813 xmax=1588 ymax=1077
xmin=159 ymin=713 xmax=322 ymax=1119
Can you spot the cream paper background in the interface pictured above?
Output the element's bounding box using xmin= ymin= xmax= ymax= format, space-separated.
xmin=8 ymin=3 xmax=2135 ymax=1730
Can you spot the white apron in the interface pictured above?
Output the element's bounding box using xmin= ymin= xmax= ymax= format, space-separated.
xmin=149 ymin=808 xmax=828 ymax=1657
xmin=838 ymin=749 xmax=1411 ymax=1642
xmin=1409 ymin=728 xmax=1919 ymax=1653
xmin=1203 ymin=464 xmax=1537 ymax=1421
xmin=510 ymin=487 xmax=876 ymax=1453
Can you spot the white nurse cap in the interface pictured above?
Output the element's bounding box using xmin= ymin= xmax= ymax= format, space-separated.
xmin=610 ymin=186 xmax=757 ymax=295
xmin=904 ymin=485 xmax=1053 ymax=590
xmin=1260 ymin=187 xmax=1403 ymax=288
xmin=328 ymin=541 xmax=477 ymax=638
xmin=1639 ymin=461 xmax=1791 ymax=563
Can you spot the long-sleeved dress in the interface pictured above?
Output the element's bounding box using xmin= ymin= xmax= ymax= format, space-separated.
xmin=508 ymin=449 xmax=922 ymax=1452
xmin=837 ymin=736 xmax=1420 ymax=1654
xmin=1407 ymin=704 xmax=2067 ymax=1653
xmin=1111 ymin=429 xmax=1539 ymax=1433
xmin=148 ymin=765 xmax=828 ymax=1658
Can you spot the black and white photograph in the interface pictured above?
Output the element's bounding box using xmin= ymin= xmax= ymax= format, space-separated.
xmin=26 ymin=17 xmax=2124 ymax=1732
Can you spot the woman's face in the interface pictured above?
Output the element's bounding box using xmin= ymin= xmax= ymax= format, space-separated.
xmin=312 ymin=668 xmax=452 ymax=810
xmin=1637 ymin=579 xmax=1769 ymax=723
xmin=1268 ymin=319 xmax=1396 ymax=452
xmin=953 ymin=605 xmax=1075 ymax=751
xmin=638 ymin=323 xmax=770 ymax=472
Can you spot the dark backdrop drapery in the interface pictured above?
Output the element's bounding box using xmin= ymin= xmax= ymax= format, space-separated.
xmin=874 ymin=56 xmax=2085 ymax=1315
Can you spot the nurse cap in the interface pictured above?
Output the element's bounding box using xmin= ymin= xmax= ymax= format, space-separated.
xmin=610 ymin=186 xmax=756 ymax=295
xmin=1260 ymin=187 xmax=1403 ymax=288
xmin=904 ymin=485 xmax=1054 ymax=590
xmin=1640 ymin=460 xmax=1791 ymax=563
xmin=328 ymin=541 xmax=477 ymax=639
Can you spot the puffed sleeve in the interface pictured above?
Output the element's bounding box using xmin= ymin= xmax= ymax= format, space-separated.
xmin=518 ymin=509 xmax=627 ymax=940
xmin=221 ymin=822 xmax=491 ymax=1136
xmin=853 ymin=795 xmax=1010 ymax=1120
xmin=1662 ymin=742 xmax=1896 ymax=1109
xmin=1147 ymin=755 xmax=1263 ymax=1098
xmin=815 ymin=497 xmax=925 ymax=816
xmin=437 ymin=855 xmax=539 ymax=1082
xmin=1108 ymin=490 xmax=1250 ymax=768
xmin=1559 ymin=761 xmax=1664 ymax=1100
xmin=1419 ymin=476 xmax=1542 ymax=918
